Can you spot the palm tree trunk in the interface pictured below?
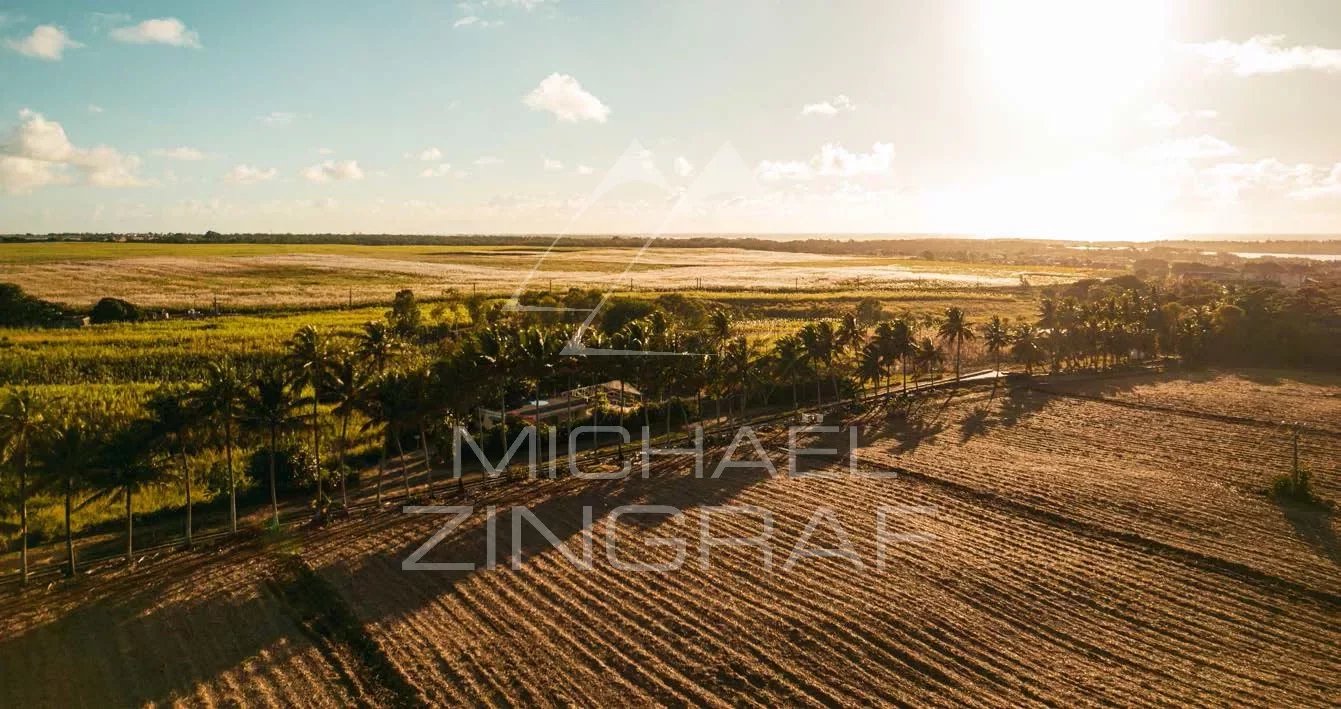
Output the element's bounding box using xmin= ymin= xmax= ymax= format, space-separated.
xmin=311 ymin=395 xmax=322 ymax=506
xmin=617 ymin=381 xmax=626 ymax=459
xmin=225 ymin=419 xmax=236 ymax=533
xmin=125 ymin=485 xmax=134 ymax=566
xmin=338 ymin=413 xmax=350 ymax=508
xmin=269 ymin=427 xmax=279 ymax=526
xmin=376 ymin=437 xmax=386 ymax=505
xmin=64 ymin=476 xmax=75 ymax=577
xmin=792 ymin=377 xmax=798 ymax=411
xmin=18 ymin=458 xmax=27 ymax=584
xmin=396 ymin=433 xmax=411 ymax=497
xmin=180 ymin=448 xmax=193 ymax=549
xmin=419 ymin=421 xmax=433 ymax=497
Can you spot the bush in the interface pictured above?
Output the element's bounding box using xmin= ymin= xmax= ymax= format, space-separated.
xmin=0 ymin=282 xmax=64 ymax=327
xmin=247 ymin=443 xmax=319 ymax=493
xmin=1270 ymin=468 xmax=1315 ymax=504
xmin=90 ymin=297 xmax=141 ymax=324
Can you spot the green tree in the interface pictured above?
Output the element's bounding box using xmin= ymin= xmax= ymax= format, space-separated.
xmin=36 ymin=420 xmax=102 ymax=576
xmin=288 ymin=325 xmax=332 ymax=505
xmin=0 ymin=388 xmax=55 ymax=583
xmin=145 ymin=386 xmax=197 ymax=548
xmin=937 ymin=306 xmax=976 ymax=382
xmin=241 ymin=368 xmax=303 ymax=525
xmin=186 ymin=361 xmax=244 ymax=533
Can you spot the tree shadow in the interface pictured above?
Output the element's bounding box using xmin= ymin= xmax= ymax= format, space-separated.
xmin=1276 ymin=498 xmax=1340 ymax=567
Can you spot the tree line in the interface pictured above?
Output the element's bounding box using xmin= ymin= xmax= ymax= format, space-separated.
xmin=2 ymin=275 xmax=1338 ymax=584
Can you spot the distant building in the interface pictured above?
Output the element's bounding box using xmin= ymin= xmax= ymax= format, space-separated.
xmin=1242 ymin=261 xmax=1307 ymax=288
xmin=1170 ymin=262 xmax=1239 ymax=283
xmin=482 ymin=380 xmax=642 ymax=428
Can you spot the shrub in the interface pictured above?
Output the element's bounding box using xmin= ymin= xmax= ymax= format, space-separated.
xmin=90 ymin=297 xmax=141 ymax=324
xmin=1270 ymin=468 xmax=1315 ymax=504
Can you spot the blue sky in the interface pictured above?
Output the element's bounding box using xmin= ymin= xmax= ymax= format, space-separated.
xmin=3 ymin=0 xmax=1341 ymax=237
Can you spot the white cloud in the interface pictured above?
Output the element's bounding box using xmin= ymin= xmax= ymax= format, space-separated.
xmin=575 ymin=164 xmax=594 ymax=175
xmin=674 ymin=156 xmax=694 ymax=178
xmin=453 ymin=16 xmax=501 ymax=29
xmin=1187 ymin=35 xmax=1341 ymax=75
xmin=258 ymin=112 xmax=295 ymax=126
xmin=1142 ymin=135 xmax=1238 ymax=161
xmin=800 ymin=94 xmax=854 ymax=117
xmin=0 ymin=109 xmax=145 ymax=192
xmin=1292 ymin=164 xmax=1341 ymax=200
xmin=316 ymin=146 xmax=334 ymax=155
xmin=223 ymin=164 xmax=277 ymax=184
xmin=420 ymin=163 xmax=454 ymax=178
xmin=474 ymin=155 xmax=503 ymax=166
xmin=87 ymin=104 xmax=104 ymax=114
xmin=758 ymin=142 xmax=894 ymax=181
xmin=1141 ymin=103 xmax=1218 ymax=129
xmin=109 ymin=17 xmax=201 ymax=48
xmin=543 ymin=158 xmax=564 ymax=172
xmin=302 ymin=159 xmax=364 ymax=182
xmin=152 ymin=146 xmax=208 ymax=161
xmin=523 ymin=73 xmax=611 ymax=123
xmin=0 ymin=156 xmax=69 ymax=193
xmin=5 ymin=25 xmax=82 ymax=60
xmin=415 ymin=147 xmax=443 ymax=161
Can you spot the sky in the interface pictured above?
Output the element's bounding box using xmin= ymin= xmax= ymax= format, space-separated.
xmin=2 ymin=0 xmax=1341 ymax=239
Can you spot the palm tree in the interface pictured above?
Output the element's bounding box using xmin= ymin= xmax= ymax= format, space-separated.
xmin=857 ymin=342 xmax=885 ymax=397
xmin=937 ymin=307 xmax=976 ymax=382
xmin=36 ymin=419 xmax=101 ymax=577
xmin=798 ymin=322 xmax=835 ymax=405
xmin=328 ymin=350 xmax=367 ymax=508
xmin=723 ymin=336 xmax=760 ymax=418
xmin=772 ymin=334 xmax=806 ymax=410
xmin=241 ymin=368 xmax=303 ymax=526
xmin=875 ymin=319 xmax=914 ymax=394
xmin=981 ymin=316 xmax=1011 ymax=374
xmin=355 ymin=320 xmax=400 ymax=376
xmin=914 ymin=338 xmax=943 ymax=382
xmin=361 ymin=372 xmax=418 ymax=499
xmin=707 ymin=309 xmax=732 ymax=421
xmin=145 ymin=386 xmax=196 ymax=548
xmin=288 ymin=325 xmax=331 ymax=504
xmin=83 ymin=422 xmax=163 ymax=567
xmin=1011 ymin=325 xmax=1044 ymax=375
xmin=0 ymin=388 xmax=53 ymax=584
xmin=185 ymin=361 xmax=244 ymax=532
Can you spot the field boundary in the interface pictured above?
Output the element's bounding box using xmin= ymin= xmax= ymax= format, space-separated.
xmin=1027 ymin=385 xmax=1341 ymax=437
xmin=875 ymin=460 xmax=1341 ymax=611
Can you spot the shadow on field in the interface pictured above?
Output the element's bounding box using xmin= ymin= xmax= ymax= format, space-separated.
xmin=323 ymin=435 xmax=780 ymax=627
xmin=0 ymin=548 xmax=304 ymax=706
xmin=1276 ymin=499 xmax=1341 ymax=567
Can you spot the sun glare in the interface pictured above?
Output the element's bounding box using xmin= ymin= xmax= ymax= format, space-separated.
xmin=977 ymin=0 xmax=1171 ymax=130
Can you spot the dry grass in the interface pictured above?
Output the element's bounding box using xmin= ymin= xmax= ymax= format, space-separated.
xmin=1 ymin=243 xmax=1097 ymax=308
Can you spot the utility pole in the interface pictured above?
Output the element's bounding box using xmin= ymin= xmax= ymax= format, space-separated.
xmin=1292 ymin=426 xmax=1301 ymax=485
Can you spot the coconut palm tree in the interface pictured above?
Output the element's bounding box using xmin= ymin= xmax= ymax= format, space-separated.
xmin=707 ymin=309 xmax=732 ymax=421
xmin=1011 ymin=325 xmax=1044 ymax=374
xmin=914 ymin=338 xmax=943 ymax=382
xmin=145 ymin=386 xmax=197 ymax=548
xmin=241 ymin=367 xmax=303 ymax=526
xmin=327 ymin=350 xmax=367 ymax=508
xmin=937 ymin=306 xmax=976 ymax=382
xmin=772 ymin=334 xmax=806 ymax=410
xmin=185 ymin=361 xmax=244 ymax=532
xmin=798 ymin=322 xmax=835 ymax=405
xmin=287 ymin=325 xmax=332 ymax=504
xmin=355 ymin=320 xmax=401 ymax=376
xmin=723 ymin=336 xmax=761 ymax=418
xmin=875 ymin=319 xmax=914 ymax=394
xmin=361 ymin=372 xmax=419 ymax=499
xmin=857 ymin=341 xmax=885 ymax=397
xmin=981 ymin=315 xmax=1011 ymax=375
xmin=0 ymin=387 xmax=53 ymax=584
xmin=83 ymin=421 xmax=164 ymax=567
xmin=36 ymin=419 xmax=101 ymax=577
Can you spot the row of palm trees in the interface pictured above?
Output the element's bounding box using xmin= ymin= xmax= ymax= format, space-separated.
xmin=4 ymin=288 xmax=1198 ymax=584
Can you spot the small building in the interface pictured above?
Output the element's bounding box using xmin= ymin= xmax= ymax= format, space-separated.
xmin=1243 ymin=261 xmax=1307 ymax=288
xmin=1170 ymin=262 xmax=1239 ymax=284
xmin=482 ymin=380 xmax=642 ymax=428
